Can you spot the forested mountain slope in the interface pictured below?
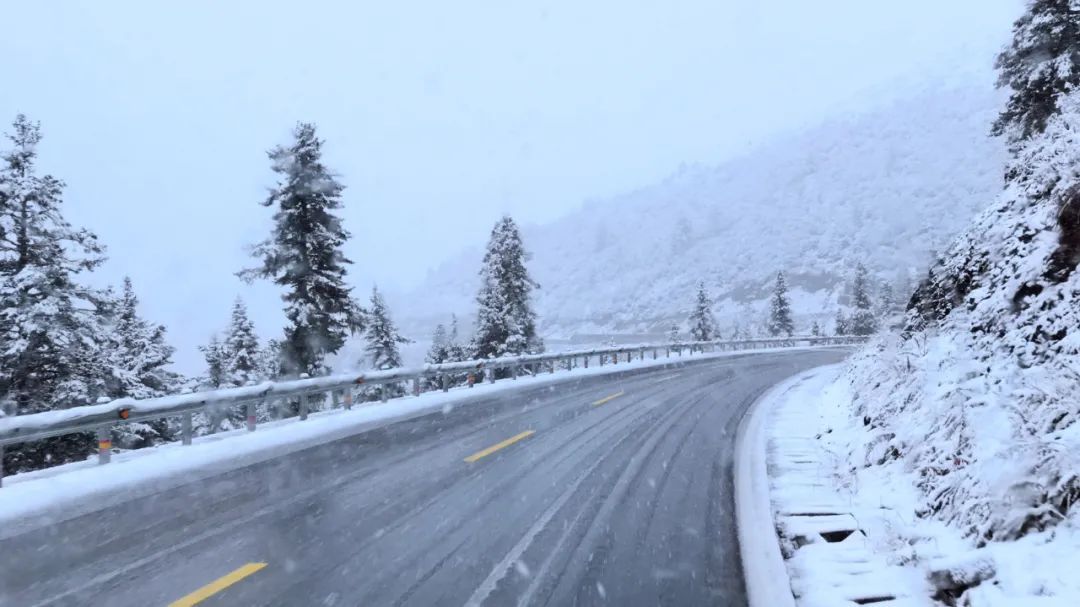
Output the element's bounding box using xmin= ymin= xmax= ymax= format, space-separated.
xmin=403 ymin=84 xmax=1007 ymax=337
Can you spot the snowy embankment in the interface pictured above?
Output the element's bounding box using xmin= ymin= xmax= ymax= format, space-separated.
xmin=757 ymin=352 xmax=1080 ymax=606
xmin=0 ymin=347 xmax=799 ymax=539
xmin=806 ymin=88 xmax=1080 ymax=605
xmin=762 ymin=365 xmax=933 ymax=606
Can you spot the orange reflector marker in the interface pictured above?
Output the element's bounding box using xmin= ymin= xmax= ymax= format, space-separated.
xmin=118 ymin=408 xmax=130 ymax=420
xmin=98 ymin=440 xmax=112 ymax=450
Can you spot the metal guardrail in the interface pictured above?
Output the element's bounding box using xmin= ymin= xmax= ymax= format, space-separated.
xmin=0 ymin=335 xmax=865 ymax=484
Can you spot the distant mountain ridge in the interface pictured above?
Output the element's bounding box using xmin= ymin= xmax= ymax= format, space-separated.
xmin=400 ymin=84 xmax=1008 ymax=338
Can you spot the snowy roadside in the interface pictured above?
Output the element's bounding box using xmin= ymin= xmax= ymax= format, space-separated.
xmin=759 ymin=360 xmax=1080 ymax=607
xmin=766 ymin=365 xmax=933 ymax=606
xmin=0 ymin=346 xmax=820 ymax=539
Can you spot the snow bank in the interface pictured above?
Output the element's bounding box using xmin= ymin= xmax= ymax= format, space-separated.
xmin=763 ymin=365 xmax=937 ymax=606
xmin=833 ymin=333 xmax=1080 ymax=606
xmin=760 ymin=351 xmax=1080 ymax=606
xmin=798 ymin=82 xmax=1080 ymax=605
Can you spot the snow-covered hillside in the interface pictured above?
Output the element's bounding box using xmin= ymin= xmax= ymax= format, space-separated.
xmin=402 ymin=84 xmax=1007 ymax=339
xmin=814 ymin=5 xmax=1080 ymax=604
xmin=824 ymin=93 xmax=1080 ymax=606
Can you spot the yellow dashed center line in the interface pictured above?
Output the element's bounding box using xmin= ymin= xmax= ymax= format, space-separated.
xmin=465 ymin=430 xmax=536 ymax=463
xmin=168 ymin=562 xmax=267 ymax=607
xmin=591 ymin=391 xmax=625 ymax=407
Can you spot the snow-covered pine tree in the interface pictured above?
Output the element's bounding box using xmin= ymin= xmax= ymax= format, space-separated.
xmin=222 ymin=297 xmax=262 ymax=388
xmin=106 ymin=277 xmax=180 ymax=449
xmin=877 ymin=279 xmax=896 ymax=320
xmin=445 ymin=314 xmax=467 ymax=362
xmin=992 ymin=0 xmax=1080 ymax=148
xmin=688 ymin=281 xmax=717 ymax=342
xmin=198 ymin=304 xmax=263 ymax=433
xmin=834 ymin=309 xmax=849 ymax=336
xmin=849 ymin=263 xmax=878 ymax=336
xmin=425 ymin=316 xmax=470 ymax=389
xmin=259 ymin=339 xmax=281 ymax=381
xmin=197 ymin=332 xmax=230 ymax=433
xmin=364 ymin=286 xmax=410 ymax=371
xmin=472 ymin=216 xmax=543 ymax=364
xmin=423 ymin=322 xmax=449 ymax=391
xmin=200 ymin=335 xmax=226 ymax=389
xmin=426 ymin=323 xmax=449 ymax=365
xmin=668 ymin=323 xmax=682 ymax=346
xmin=239 ymin=122 xmax=364 ymax=380
xmin=0 ymin=115 xmax=112 ymax=473
xmin=767 ymin=271 xmax=795 ymax=337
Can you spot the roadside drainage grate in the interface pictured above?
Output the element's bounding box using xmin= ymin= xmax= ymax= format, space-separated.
xmin=852 ymin=596 xmax=896 ymax=605
xmin=819 ymin=529 xmax=855 ymax=542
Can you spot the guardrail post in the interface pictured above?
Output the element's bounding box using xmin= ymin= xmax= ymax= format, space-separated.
xmin=345 ymin=388 xmax=354 ymax=409
xmin=246 ymin=400 xmax=257 ymax=432
xmin=549 ymin=361 xmax=555 ymax=374
xmin=380 ymin=384 xmax=388 ymax=403
xmin=97 ymin=426 xmax=112 ymax=465
xmin=511 ymin=365 xmax=518 ymax=379
xmin=412 ymin=378 xmax=421 ymax=396
xmin=182 ymin=412 xmax=193 ymax=445
xmin=468 ymin=372 xmax=476 ymax=387
xmin=488 ymin=367 xmax=496 ymax=383
xmin=299 ymin=397 xmax=309 ymax=421
xmin=583 ymin=355 xmax=589 ymax=369
xmin=441 ymin=374 xmax=449 ymax=392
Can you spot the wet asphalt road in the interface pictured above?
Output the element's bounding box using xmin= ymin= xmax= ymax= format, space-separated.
xmin=0 ymin=349 xmax=846 ymax=607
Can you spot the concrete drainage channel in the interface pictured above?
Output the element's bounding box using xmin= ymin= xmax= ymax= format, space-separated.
xmin=736 ymin=368 xmax=915 ymax=607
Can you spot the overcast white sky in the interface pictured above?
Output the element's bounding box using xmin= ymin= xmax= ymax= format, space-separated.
xmin=1 ymin=0 xmax=1020 ymax=372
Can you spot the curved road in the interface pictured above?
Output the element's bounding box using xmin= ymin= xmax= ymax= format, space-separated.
xmin=0 ymin=349 xmax=846 ymax=607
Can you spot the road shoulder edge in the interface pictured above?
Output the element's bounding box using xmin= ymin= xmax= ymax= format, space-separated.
xmin=734 ymin=365 xmax=834 ymax=607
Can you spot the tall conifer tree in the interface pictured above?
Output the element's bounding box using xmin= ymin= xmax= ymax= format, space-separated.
xmin=239 ymin=122 xmax=364 ymax=378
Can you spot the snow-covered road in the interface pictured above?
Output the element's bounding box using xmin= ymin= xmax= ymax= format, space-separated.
xmin=0 ymin=349 xmax=845 ymax=606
